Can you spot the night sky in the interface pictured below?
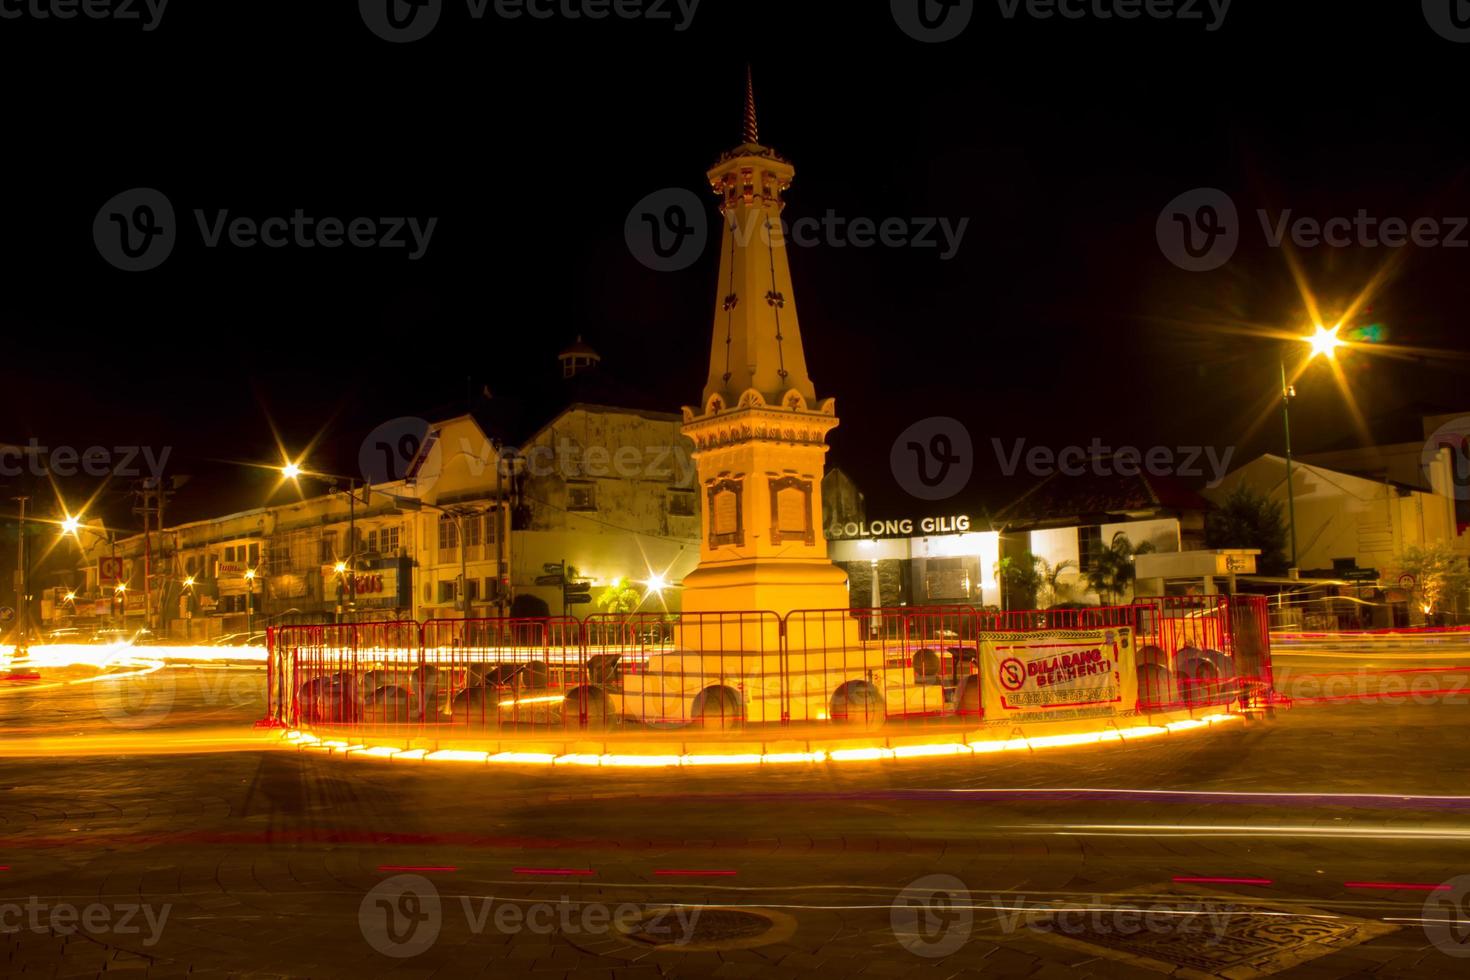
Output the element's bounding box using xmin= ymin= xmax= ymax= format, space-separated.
xmin=5 ymin=0 xmax=1470 ymax=530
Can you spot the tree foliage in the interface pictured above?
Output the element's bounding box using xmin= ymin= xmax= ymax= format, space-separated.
xmin=1397 ymin=542 xmax=1470 ymax=619
xmin=1085 ymin=532 xmax=1155 ymax=605
xmin=1206 ymin=485 xmax=1288 ymax=575
xmin=595 ymin=576 xmax=641 ymax=615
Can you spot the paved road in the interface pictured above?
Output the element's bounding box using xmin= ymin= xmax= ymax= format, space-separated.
xmin=1 ymin=658 xmax=1468 ymax=978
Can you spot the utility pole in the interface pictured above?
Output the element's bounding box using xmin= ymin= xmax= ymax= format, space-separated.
xmin=11 ymin=496 xmax=30 ymax=664
xmin=1280 ymin=359 xmax=1299 ymax=575
xmin=133 ymin=480 xmax=174 ymax=633
xmin=495 ymin=442 xmax=505 ymax=617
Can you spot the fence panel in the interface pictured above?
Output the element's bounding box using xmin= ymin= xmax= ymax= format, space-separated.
xmin=269 ymin=596 xmax=1274 ymax=736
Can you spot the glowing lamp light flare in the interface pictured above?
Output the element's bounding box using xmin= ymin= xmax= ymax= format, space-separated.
xmin=1305 ymin=324 xmax=1346 ymax=360
xmin=281 ymin=462 xmax=302 ymax=480
xmin=60 ymin=515 xmax=81 ymax=535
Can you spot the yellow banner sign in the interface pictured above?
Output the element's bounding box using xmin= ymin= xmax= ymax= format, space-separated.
xmin=979 ymin=628 xmax=1138 ymax=723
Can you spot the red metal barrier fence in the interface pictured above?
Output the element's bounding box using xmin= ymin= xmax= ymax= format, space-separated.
xmin=268 ymin=595 xmax=1273 ymax=736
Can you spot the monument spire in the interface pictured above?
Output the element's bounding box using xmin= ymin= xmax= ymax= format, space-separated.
xmin=678 ymin=71 xmax=846 ymax=616
xmin=698 ymin=68 xmax=818 ymax=412
xmin=743 ymin=64 xmax=759 ymax=145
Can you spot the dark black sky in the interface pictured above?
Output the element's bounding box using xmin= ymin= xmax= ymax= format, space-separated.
xmin=5 ymin=0 xmax=1470 ymax=529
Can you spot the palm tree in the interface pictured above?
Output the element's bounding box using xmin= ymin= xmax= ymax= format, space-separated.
xmin=1086 ymin=532 xmax=1155 ymax=605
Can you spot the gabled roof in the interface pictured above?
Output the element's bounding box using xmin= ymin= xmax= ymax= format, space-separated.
xmin=995 ymin=469 xmax=1209 ymax=528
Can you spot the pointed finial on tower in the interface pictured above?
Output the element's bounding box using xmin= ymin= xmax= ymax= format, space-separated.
xmin=743 ymin=64 xmax=759 ymax=145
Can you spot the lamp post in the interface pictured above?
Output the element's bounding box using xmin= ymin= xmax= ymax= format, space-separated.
xmin=61 ymin=517 xmax=124 ymax=629
xmin=1280 ymin=358 xmax=1299 ymax=574
xmin=282 ymin=464 xmax=364 ymax=622
xmin=1280 ymin=324 xmax=1347 ymax=576
xmin=10 ymin=496 xmax=30 ymax=663
xmin=244 ymin=568 xmax=256 ymax=638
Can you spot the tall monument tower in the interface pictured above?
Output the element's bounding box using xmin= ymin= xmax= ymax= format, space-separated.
xmin=679 ymin=70 xmax=850 ymax=615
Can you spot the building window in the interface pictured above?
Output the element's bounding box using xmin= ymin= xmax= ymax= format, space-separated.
xmin=1078 ymin=525 xmax=1104 ymax=573
xmin=567 ymin=483 xmax=597 ymax=512
xmin=669 ymin=491 xmax=696 ymax=517
xmin=320 ymin=532 xmax=337 ymax=564
xmin=924 ymin=557 xmax=974 ymax=601
xmin=438 ymin=581 xmax=457 ymax=604
xmin=438 ymin=515 xmax=458 ymax=562
xmin=366 ymin=525 xmax=400 ymax=556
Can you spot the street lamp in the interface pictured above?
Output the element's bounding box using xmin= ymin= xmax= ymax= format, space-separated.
xmin=244 ymin=568 xmax=257 ymax=638
xmin=61 ymin=515 xmax=124 ymax=628
xmin=1281 ymin=324 xmax=1348 ymax=574
xmin=282 ymin=462 xmax=365 ymax=621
